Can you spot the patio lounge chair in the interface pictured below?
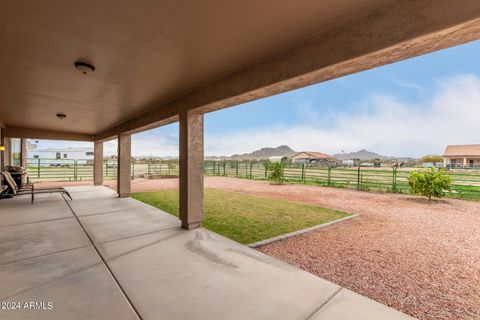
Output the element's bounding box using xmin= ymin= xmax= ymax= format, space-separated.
xmin=1 ymin=171 xmax=72 ymax=204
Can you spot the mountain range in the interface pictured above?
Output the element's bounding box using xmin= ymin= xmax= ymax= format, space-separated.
xmin=205 ymin=146 xmax=413 ymax=161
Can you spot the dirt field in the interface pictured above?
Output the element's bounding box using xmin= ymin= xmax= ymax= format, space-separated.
xmin=37 ymin=177 xmax=480 ymax=320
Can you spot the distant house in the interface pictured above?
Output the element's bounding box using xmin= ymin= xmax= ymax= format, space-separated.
xmin=291 ymin=151 xmax=336 ymax=165
xmin=443 ymin=144 xmax=480 ymax=168
xmin=28 ymin=147 xmax=94 ymax=165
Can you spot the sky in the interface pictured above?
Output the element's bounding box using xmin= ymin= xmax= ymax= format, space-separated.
xmin=33 ymin=40 xmax=480 ymax=158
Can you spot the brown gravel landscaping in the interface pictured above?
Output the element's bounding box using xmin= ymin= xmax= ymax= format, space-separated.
xmin=37 ymin=177 xmax=480 ymax=319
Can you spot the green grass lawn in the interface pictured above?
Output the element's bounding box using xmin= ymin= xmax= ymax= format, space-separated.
xmin=131 ymin=188 xmax=350 ymax=244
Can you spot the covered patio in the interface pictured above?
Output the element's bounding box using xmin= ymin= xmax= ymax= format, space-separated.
xmin=0 ymin=186 xmax=413 ymax=319
xmin=1 ymin=0 xmax=480 ymax=319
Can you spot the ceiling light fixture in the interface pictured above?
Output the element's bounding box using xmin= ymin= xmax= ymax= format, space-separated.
xmin=0 ymin=145 xmax=5 ymax=151
xmin=74 ymin=61 xmax=95 ymax=74
xmin=56 ymin=113 xmax=67 ymax=119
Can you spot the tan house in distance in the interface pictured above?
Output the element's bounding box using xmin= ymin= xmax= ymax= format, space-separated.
xmin=291 ymin=151 xmax=336 ymax=165
xmin=443 ymin=144 xmax=480 ymax=168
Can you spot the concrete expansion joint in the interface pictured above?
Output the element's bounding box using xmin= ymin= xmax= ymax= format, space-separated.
xmin=61 ymin=194 xmax=144 ymax=320
xmin=74 ymin=208 xmax=132 ymax=218
xmin=97 ymin=225 xmax=181 ymax=246
xmin=0 ymin=245 xmax=91 ymax=267
xmin=305 ymin=287 xmax=343 ymax=320
xmin=0 ymin=216 xmax=74 ymax=229
xmin=0 ymin=262 xmax=102 ymax=301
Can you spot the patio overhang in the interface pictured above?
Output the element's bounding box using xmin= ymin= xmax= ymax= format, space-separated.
xmin=1 ymin=0 xmax=480 ymax=229
xmin=0 ymin=1 xmax=479 ymax=141
xmin=93 ymin=0 xmax=480 ymax=141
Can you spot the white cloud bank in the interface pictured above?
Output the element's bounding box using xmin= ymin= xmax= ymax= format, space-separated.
xmin=204 ymin=74 xmax=480 ymax=158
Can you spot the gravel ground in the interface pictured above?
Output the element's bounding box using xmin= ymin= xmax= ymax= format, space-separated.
xmin=37 ymin=177 xmax=480 ymax=319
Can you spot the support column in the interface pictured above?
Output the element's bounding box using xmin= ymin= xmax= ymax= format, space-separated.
xmin=117 ymin=134 xmax=131 ymax=197
xmin=94 ymin=141 xmax=103 ymax=186
xmin=179 ymin=110 xmax=204 ymax=230
xmin=3 ymin=137 xmax=11 ymax=167
xmin=463 ymin=157 xmax=467 ymax=168
xmin=0 ymin=126 xmax=5 ymax=171
xmin=20 ymin=138 xmax=27 ymax=168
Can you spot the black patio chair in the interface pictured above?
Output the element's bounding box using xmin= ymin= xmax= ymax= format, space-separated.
xmin=1 ymin=171 xmax=72 ymax=204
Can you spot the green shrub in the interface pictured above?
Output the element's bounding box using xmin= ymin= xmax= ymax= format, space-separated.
xmin=266 ymin=162 xmax=283 ymax=184
xmin=408 ymin=167 xmax=451 ymax=200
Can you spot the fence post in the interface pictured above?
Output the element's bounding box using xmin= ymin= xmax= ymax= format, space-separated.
xmin=264 ymin=163 xmax=268 ymax=179
xmin=328 ymin=166 xmax=332 ymax=186
xmin=281 ymin=163 xmax=285 ymax=182
xmin=131 ymin=161 xmax=135 ymax=179
xmin=74 ymin=160 xmax=77 ymax=181
xmin=235 ymin=162 xmax=239 ymax=176
xmin=301 ymin=163 xmax=305 ymax=182
xmin=223 ymin=161 xmax=226 ymax=176
xmin=357 ymin=166 xmax=361 ymax=189
xmin=37 ymin=158 xmax=41 ymax=178
xmin=392 ymin=166 xmax=397 ymax=192
xmin=147 ymin=160 xmax=151 ymax=178
xmin=249 ymin=162 xmax=253 ymax=179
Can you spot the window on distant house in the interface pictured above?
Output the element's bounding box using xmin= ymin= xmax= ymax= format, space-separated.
xmin=63 ymin=154 xmax=67 ymax=158
xmin=86 ymin=152 xmax=94 ymax=156
xmin=56 ymin=152 xmax=61 ymax=159
xmin=33 ymin=155 xmax=39 ymax=159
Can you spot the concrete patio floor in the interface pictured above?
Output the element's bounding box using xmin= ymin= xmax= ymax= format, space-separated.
xmin=0 ymin=186 xmax=415 ymax=320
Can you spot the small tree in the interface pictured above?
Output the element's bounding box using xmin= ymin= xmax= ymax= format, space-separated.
xmin=266 ymin=162 xmax=283 ymax=184
xmin=408 ymin=167 xmax=451 ymax=201
xmin=421 ymin=154 xmax=443 ymax=164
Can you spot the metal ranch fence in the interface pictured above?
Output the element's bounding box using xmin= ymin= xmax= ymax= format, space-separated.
xmin=204 ymin=161 xmax=480 ymax=200
xmin=26 ymin=159 xmax=480 ymax=200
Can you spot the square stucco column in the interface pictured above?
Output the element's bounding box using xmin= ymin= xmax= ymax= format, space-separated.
xmin=3 ymin=137 xmax=11 ymax=167
xmin=94 ymin=141 xmax=103 ymax=186
xmin=0 ymin=127 xmax=5 ymax=171
xmin=179 ymin=110 xmax=204 ymax=230
xmin=20 ymin=138 xmax=27 ymax=168
xmin=117 ymin=134 xmax=131 ymax=197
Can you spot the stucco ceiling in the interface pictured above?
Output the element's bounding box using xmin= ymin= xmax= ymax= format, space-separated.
xmin=0 ymin=0 xmax=386 ymax=135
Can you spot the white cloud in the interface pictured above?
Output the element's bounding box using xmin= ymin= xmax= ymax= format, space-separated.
xmin=104 ymin=129 xmax=179 ymax=157
xmin=204 ymin=74 xmax=480 ymax=157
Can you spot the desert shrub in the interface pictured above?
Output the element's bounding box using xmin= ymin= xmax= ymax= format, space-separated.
xmin=408 ymin=167 xmax=451 ymax=200
xmin=266 ymin=162 xmax=283 ymax=184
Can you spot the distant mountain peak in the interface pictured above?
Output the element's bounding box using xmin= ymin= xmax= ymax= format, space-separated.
xmin=334 ymin=149 xmax=389 ymax=160
xmin=229 ymin=145 xmax=296 ymax=160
